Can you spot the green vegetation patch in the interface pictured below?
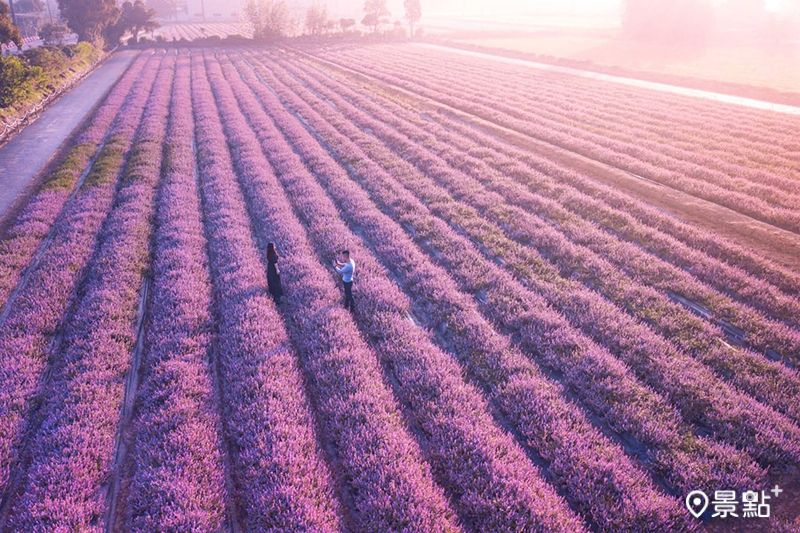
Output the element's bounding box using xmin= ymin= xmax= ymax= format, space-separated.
xmin=0 ymin=42 xmax=101 ymax=122
xmin=41 ymin=142 xmax=96 ymax=192
xmin=82 ymin=136 xmax=127 ymax=189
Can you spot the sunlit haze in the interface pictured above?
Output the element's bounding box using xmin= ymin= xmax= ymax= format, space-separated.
xmin=0 ymin=0 xmax=799 ymax=528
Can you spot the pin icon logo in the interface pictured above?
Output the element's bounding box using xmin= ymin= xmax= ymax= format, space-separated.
xmin=686 ymin=490 xmax=709 ymax=518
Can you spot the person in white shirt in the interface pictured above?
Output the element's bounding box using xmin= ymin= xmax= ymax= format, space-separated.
xmin=334 ymin=250 xmax=355 ymax=311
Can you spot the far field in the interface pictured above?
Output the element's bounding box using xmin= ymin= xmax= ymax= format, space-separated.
xmin=448 ymin=28 xmax=800 ymax=94
xmin=153 ymin=22 xmax=252 ymax=40
xmin=0 ymin=43 xmax=798 ymax=531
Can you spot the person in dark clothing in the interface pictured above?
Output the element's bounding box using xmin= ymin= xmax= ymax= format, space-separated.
xmin=334 ymin=250 xmax=355 ymax=311
xmin=267 ymin=242 xmax=283 ymax=304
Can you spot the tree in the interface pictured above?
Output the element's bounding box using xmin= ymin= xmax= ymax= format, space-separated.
xmin=0 ymin=55 xmax=42 ymax=106
xmin=147 ymin=0 xmax=179 ymax=20
xmin=106 ymin=0 xmax=157 ymax=43
xmin=57 ymin=0 xmax=119 ymax=43
xmin=362 ymin=0 xmax=388 ymax=33
xmin=403 ymin=0 xmax=419 ymax=37
xmin=122 ymin=0 xmax=157 ymax=40
xmin=12 ymin=0 xmax=44 ymax=37
xmin=0 ymin=0 xmax=22 ymax=46
xmin=39 ymin=21 xmax=67 ymax=44
xmin=12 ymin=0 xmax=42 ymax=13
xmin=304 ymin=3 xmax=327 ymax=36
xmin=339 ymin=17 xmax=355 ymax=31
xmin=245 ymin=0 xmax=292 ymax=41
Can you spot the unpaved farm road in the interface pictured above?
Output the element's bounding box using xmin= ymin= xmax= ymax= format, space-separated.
xmin=0 ymin=49 xmax=140 ymax=221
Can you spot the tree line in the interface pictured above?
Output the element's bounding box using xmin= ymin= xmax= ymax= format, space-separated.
xmin=247 ymin=0 xmax=422 ymax=42
xmin=2 ymin=0 xmax=426 ymax=49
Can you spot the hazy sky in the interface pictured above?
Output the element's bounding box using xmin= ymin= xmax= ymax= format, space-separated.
xmin=327 ymin=0 xmax=619 ymax=20
xmin=328 ymin=0 xmax=793 ymax=20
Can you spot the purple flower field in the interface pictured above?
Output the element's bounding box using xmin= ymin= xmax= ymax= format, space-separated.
xmin=0 ymin=45 xmax=798 ymax=531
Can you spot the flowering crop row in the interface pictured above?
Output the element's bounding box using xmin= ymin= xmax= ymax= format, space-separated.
xmin=189 ymin=53 xmax=344 ymax=531
xmin=328 ymin=46 xmax=800 ymax=194
xmin=0 ymin=52 xmax=164 ymax=501
xmin=309 ymin=52 xmax=800 ymax=301
xmin=238 ymin=51 xmax=765 ymax=503
xmin=214 ymin=52 xmax=596 ymax=531
xmin=256 ymin=51 xmax=800 ymax=472
xmin=6 ymin=52 xmax=175 ymax=530
xmin=272 ymin=55 xmax=800 ymax=421
xmin=192 ymin=52 xmax=460 ymax=532
xmin=214 ymin=52 xmax=612 ymax=531
xmin=224 ymin=52 xmax=701 ymax=531
xmin=356 ymin=46 xmax=800 ymax=196
xmin=286 ymin=55 xmax=800 ymax=342
xmin=425 ymin=101 xmax=800 ymax=299
xmin=123 ymin=52 xmax=228 ymax=531
xmin=321 ymin=47 xmax=800 ymax=232
xmin=0 ymin=51 xmax=147 ymax=311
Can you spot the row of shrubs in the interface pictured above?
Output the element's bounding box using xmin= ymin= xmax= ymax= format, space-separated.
xmin=0 ymin=42 xmax=101 ymax=115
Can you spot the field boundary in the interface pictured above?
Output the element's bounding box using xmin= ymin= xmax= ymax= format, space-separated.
xmin=103 ymin=276 xmax=150 ymax=532
xmin=288 ymin=46 xmax=800 ymax=272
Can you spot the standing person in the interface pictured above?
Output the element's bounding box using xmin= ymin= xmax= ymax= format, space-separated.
xmin=267 ymin=242 xmax=283 ymax=304
xmin=334 ymin=250 xmax=355 ymax=311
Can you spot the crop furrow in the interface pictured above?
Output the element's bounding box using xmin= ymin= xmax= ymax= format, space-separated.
xmin=194 ymin=51 xmax=459 ymax=533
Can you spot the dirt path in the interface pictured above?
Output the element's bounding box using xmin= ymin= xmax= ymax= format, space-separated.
xmin=0 ymin=50 xmax=140 ymax=222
